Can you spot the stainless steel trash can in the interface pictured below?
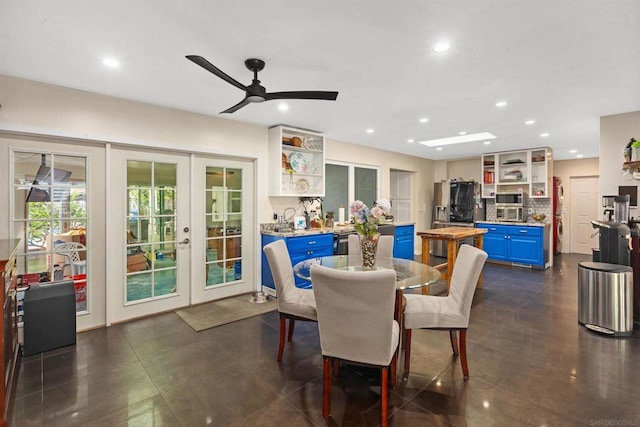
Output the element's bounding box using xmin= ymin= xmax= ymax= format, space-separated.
xmin=578 ymin=261 xmax=633 ymax=336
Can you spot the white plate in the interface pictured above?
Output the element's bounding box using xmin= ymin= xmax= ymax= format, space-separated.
xmin=288 ymin=152 xmax=305 ymax=172
xmin=295 ymin=178 xmax=310 ymax=193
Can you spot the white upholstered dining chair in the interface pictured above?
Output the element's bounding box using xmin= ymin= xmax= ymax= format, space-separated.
xmin=347 ymin=234 xmax=394 ymax=261
xmin=403 ymin=244 xmax=487 ymax=379
xmin=311 ymin=264 xmax=399 ymax=427
xmin=263 ymin=240 xmax=317 ymax=361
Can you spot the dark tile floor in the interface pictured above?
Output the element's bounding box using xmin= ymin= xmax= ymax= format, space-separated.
xmin=11 ymin=253 xmax=640 ymax=426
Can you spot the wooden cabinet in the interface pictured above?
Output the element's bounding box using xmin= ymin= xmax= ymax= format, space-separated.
xmin=476 ymin=223 xmax=549 ymax=268
xmin=481 ymin=147 xmax=552 ymax=199
xmin=261 ymin=233 xmax=334 ymax=292
xmin=0 ymin=239 xmax=20 ymax=427
xmin=393 ymin=224 xmax=414 ymax=260
xmin=268 ymin=126 xmax=325 ymax=197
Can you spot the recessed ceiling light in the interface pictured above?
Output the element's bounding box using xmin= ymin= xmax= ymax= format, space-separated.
xmin=418 ymin=132 xmax=497 ymax=147
xmin=483 ymin=141 xmax=492 ymax=145
xmin=102 ymin=57 xmax=120 ymax=68
xmin=366 ymin=129 xmax=374 ymax=134
xmin=419 ymin=118 xmax=429 ymax=123
xmin=540 ymin=132 xmax=549 ymax=137
xmin=407 ymin=138 xmax=414 ymax=143
xmin=458 ymin=131 xmax=467 ymax=136
xmin=436 ymin=147 xmax=443 ymax=151
xmin=576 ymin=154 xmax=584 ymax=158
xmin=525 ymin=120 xmax=535 ymax=125
xmin=433 ymin=42 xmax=451 ymax=53
xmin=278 ymin=103 xmax=289 ymax=111
xmin=495 ymin=101 xmax=507 ymax=108
xmin=569 ymin=149 xmax=577 ymax=153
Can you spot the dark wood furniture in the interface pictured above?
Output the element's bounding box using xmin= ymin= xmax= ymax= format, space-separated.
xmin=0 ymin=239 xmax=20 ymax=427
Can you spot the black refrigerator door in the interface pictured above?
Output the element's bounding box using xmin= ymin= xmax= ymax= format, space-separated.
xmin=450 ymin=181 xmax=475 ymax=222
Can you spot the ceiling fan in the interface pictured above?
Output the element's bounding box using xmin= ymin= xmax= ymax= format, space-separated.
xmin=186 ymin=55 xmax=339 ymax=113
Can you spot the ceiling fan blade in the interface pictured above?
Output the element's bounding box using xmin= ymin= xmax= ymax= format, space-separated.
xmin=265 ymin=91 xmax=339 ymax=101
xmin=186 ymin=55 xmax=248 ymax=92
xmin=220 ymin=98 xmax=251 ymax=114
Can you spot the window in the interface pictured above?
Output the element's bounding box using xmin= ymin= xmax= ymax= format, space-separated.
xmin=12 ymin=151 xmax=88 ymax=312
xmin=324 ymin=162 xmax=379 ymax=218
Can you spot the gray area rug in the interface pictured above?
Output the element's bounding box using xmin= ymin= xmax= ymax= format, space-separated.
xmin=175 ymin=293 xmax=277 ymax=332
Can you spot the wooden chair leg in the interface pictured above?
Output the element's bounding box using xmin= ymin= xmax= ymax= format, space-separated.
xmin=390 ymin=351 xmax=397 ymax=389
xmin=322 ymin=357 xmax=333 ymax=418
xmin=459 ymin=329 xmax=469 ymax=379
xmin=277 ymin=316 xmax=286 ymax=361
xmin=332 ymin=360 xmax=340 ymax=377
xmin=403 ymin=328 xmax=412 ymax=378
xmin=380 ymin=367 xmax=389 ymax=427
xmin=449 ymin=330 xmax=459 ymax=356
xmin=287 ymin=318 xmax=295 ymax=342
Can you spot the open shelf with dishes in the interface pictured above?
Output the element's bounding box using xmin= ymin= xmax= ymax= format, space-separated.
xmin=481 ymin=147 xmax=552 ymax=199
xmin=269 ymin=126 xmax=325 ymax=197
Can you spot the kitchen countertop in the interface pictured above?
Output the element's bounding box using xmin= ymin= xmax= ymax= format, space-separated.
xmin=261 ymin=222 xmax=416 ymax=237
xmin=475 ymin=220 xmax=550 ymax=227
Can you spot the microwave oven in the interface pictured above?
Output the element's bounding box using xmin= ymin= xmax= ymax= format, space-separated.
xmin=495 ymin=192 xmax=525 ymax=206
xmin=495 ymin=206 xmax=524 ymax=222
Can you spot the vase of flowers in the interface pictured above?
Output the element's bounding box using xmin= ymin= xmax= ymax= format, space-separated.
xmin=349 ymin=199 xmax=391 ymax=267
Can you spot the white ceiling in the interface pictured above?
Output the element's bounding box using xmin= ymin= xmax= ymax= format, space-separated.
xmin=1 ymin=1 xmax=639 ymax=161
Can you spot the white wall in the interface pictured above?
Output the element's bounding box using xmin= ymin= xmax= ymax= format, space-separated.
xmin=600 ymin=111 xmax=640 ymax=215
xmin=0 ymin=75 xmax=435 ymax=230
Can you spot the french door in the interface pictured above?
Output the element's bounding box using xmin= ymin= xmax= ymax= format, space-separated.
xmin=108 ymin=148 xmax=256 ymax=323
xmin=108 ymin=148 xmax=191 ymax=323
xmin=192 ymin=156 xmax=255 ymax=303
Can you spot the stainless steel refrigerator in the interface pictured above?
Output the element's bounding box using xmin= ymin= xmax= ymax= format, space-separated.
xmin=431 ymin=181 xmax=485 ymax=257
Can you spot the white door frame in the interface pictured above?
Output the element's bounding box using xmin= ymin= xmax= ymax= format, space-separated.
xmin=192 ymin=156 xmax=256 ymax=303
xmin=107 ymin=147 xmax=191 ymax=324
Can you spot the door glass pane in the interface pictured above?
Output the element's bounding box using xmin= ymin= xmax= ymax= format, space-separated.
xmin=12 ymin=151 xmax=88 ymax=313
xmin=126 ymin=161 xmax=177 ymax=303
xmin=205 ymin=166 xmax=243 ymax=286
xmin=355 ymin=167 xmax=377 ymax=206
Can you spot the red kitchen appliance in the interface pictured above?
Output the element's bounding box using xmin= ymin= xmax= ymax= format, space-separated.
xmin=553 ymin=177 xmax=563 ymax=254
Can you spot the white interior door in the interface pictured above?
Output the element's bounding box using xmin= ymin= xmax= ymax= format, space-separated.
xmin=192 ymin=156 xmax=255 ymax=303
xmin=570 ymin=176 xmax=599 ymax=254
xmin=391 ymin=170 xmax=412 ymax=222
xmin=108 ymin=148 xmax=190 ymax=324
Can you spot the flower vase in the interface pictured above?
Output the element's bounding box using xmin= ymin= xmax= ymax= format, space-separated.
xmin=359 ymin=232 xmax=379 ymax=268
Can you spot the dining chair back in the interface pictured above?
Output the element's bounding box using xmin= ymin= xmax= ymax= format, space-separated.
xmin=263 ymin=240 xmax=317 ymax=361
xmin=311 ymin=264 xmax=399 ymax=426
xmin=403 ymin=244 xmax=487 ymax=379
xmin=347 ymin=234 xmax=394 ymax=262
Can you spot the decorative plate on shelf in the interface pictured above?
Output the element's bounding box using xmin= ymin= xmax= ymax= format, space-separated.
xmin=288 ymin=152 xmax=305 ymax=172
xmin=295 ymin=178 xmax=310 ymax=194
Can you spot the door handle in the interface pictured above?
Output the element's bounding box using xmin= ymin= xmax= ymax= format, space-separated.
xmin=179 ymin=238 xmax=190 ymax=245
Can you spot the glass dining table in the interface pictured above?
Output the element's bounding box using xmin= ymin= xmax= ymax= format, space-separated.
xmin=293 ymin=255 xmax=441 ymax=322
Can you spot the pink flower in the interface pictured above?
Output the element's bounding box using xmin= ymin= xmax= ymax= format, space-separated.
xmin=349 ymin=200 xmax=366 ymax=215
xmin=370 ymin=206 xmax=384 ymax=219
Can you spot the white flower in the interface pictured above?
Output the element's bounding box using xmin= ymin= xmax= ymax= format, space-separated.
xmin=375 ymin=198 xmax=391 ymax=214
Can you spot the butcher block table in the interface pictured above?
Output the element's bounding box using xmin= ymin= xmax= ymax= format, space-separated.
xmin=417 ymin=227 xmax=488 ymax=292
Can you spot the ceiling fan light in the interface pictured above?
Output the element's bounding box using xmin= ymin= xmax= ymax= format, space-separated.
xmin=246 ymin=95 xmax=265 ymax=103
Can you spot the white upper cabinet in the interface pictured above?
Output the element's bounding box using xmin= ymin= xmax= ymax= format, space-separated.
xmin=268 ymin=126 xmax=325 ymax=197
xmin=481 ymin=147 xmax=552 ymax=198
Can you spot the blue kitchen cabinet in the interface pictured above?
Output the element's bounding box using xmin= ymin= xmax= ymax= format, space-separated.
xmin=393 ymin=224 xmax=415 ymax=260
xmin=476 ymin=223 xmax=548 ymax=268
xmin=261 ymin=233 xmax=334 ymax=292
xmin=508 ymin=226 xmax=543 ymax=265
xmin=478 ymin=224 xmax=509 ymax=261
